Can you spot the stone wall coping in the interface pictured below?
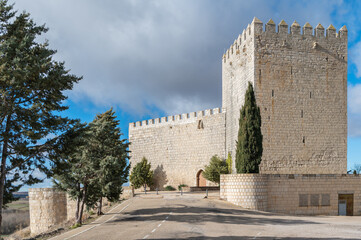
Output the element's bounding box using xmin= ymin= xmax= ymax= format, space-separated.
xmin=29 ymin=188 xmax=64 ymax=192
xmin=129 ymin=107 xmax=225 ymax=129
xmin=221 ymin=173 xmax=361 ymax=180
xmin=223 ymin=17 xmax=347 ymax=63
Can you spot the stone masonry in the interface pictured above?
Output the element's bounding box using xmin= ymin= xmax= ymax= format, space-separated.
xmin=129 ymin=17 xmax=348 ymax=187
xmin=29 ymin=188 xmax=67 ymax=235
xmin=129 ymin=108 xmax=225 ymax=188
xmin=29 ymin=187 xmax=134 ymax=235
xmin=223 ymin=18 xmax=347 ymax=174
xmin=221 ymin=174 xmax=361 ymax=216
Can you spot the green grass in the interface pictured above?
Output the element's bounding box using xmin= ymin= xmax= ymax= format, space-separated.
xmin=7 ymin=200 xmax=29 ymax=211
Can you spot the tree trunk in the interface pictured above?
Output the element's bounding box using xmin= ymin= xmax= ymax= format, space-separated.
xmin=75 ymin=183 xmax=81 ymax=220
xmin=97 ymin=197 xmax=103 ymax=216
xmin=0 ymin=115 xmax=11 ymax=234
xmin=76 ymin=184 xmax=88 ymax=225
xmin=75 ymin=197 xmax=80 ymax=221
xmin=144 ymin=184 xmax=147 ymax=194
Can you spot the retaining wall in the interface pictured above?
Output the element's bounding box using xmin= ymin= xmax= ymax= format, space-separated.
xmin=220 ymin=174 xmax=361 ymax=215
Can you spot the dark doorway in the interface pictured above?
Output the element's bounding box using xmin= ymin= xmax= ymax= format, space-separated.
xmin=338 ymin=194 xmax=353 ymax=216
xmin=196 ymin=170 xmax=206 ymax=187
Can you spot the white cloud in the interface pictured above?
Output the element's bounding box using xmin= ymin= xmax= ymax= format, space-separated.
xmin=10 ymin=0 xmax=344 ymax=116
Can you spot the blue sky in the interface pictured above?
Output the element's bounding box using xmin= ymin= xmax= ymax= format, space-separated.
xmin=10 ymin=0 xmax=361 ymax=190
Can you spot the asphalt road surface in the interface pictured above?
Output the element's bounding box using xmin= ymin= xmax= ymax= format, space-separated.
xmin=50 ymin=192 xmax=361 ymax=240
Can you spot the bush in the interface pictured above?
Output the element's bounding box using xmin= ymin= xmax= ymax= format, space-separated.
xmin=164 ymin=185 xmax=176 ymax=191
xmin=178 ymin=184 xmax=188 ymax=191
xmin=203 ymin=155 xmax=228 ymax=184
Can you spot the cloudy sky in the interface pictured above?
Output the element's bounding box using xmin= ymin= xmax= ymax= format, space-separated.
xmin=10 ymin=0 xmax=361 ymax=189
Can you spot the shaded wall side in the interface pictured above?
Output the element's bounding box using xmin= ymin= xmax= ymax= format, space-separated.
xmin=66 ymin=195 xmax=77 ymax=221
xmin=129 ymin=112 xmax=226 ymax=188
xmin=222 ymin=24 xmax=256 ymax=173
xmin=254 ymin=30 xmax=347 ymax=174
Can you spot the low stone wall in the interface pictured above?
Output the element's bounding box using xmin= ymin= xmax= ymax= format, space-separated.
xmin=121 ymin=186 xmax=134 ymax=199
xmin=29 ymin=188 xmax=67 ymax=235
xmin=29 ymin=186 xmax=134 ymax=236
xmin=220 ymin=174 xmax=268 ymax=211
xmin=66 ymin=196 xmax=78 ymax=221
xmin=220 ymin=174 xmax=361 ymax=215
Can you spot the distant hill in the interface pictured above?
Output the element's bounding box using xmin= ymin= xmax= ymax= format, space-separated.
xmin=13 ymin=192 xmax=28 ymax=199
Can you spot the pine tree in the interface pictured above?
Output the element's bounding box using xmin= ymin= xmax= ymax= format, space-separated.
xmin=0 ymin=0 xmax=81 ymax=231
xmin=52 ymin=109 xmax=130 ymax=224
xmin=91 ymin=109 xmax=130 ymax=215
xmin=130 ymin=157 xmax=153 ymax=193
xmin=203 ymin=155 xmax=228 ymax=184
xmin=236 ymin=82 xmax=263 ymax=173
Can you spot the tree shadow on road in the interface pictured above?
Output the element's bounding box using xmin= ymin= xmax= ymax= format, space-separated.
xmin=110 ymin=203 xmax=321 ymax=226
xmin=146 ymin=237 xmax=357 ymax=240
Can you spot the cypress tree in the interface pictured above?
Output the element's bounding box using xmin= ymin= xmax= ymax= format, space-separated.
xmin=235 ymin=82 xmax=263 ymax=173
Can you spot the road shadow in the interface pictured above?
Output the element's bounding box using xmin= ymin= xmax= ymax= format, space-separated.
xmin=146 ymin=237 xmax=357 ymax=240
xmin=110 ymin=203 xmax=320 ymax=226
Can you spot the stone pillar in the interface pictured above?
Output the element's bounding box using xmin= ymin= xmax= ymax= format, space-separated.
xmin=29 ymin=188 xmax=67 ymax=236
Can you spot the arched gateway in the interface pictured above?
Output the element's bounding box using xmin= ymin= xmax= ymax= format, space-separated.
xmin=196 ymin=170 xmax=206 ymax=187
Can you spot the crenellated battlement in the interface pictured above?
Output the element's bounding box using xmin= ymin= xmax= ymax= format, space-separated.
xmin=129 ymin=107 xmax=225 ymax=129
xmin=223 ymin=17 xmax=347 ymax=62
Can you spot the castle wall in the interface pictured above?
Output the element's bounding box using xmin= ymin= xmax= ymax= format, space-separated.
xmin=223 ymin=19 xmax=347 ymax=174
xmin=129 ymin=108 xmax=226 ymax=188
xmin=221 ymin=174 xmax=361 ymax=216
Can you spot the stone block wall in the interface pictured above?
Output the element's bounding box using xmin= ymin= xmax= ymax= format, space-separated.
xmin=29 ymin=188 xmax=67 ymax=235
xmin=221 ymin=174 xmax=361 ymax=216
xmin=66 ymin=196 xmax=77 ymax=221
xmin=220 ymin=174 xmax=267 ymax=210
xmin=222 ymin=18 xmax=347 ymax=174
xmin=267 ymin=174 xmax=361 ymax=215
xmin=29 ymin=187 xmax=134 ymax=235
xmin=129 ymin=108 xmax=226 ymax=188
xmin=121 ymin=186 xmax=134 ymax=199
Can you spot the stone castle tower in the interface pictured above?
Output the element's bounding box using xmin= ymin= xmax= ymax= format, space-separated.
xmin=223 ymin=18 xmax=347 ymax=174
xmin=129 ymin=17 xmax=348 ymax=188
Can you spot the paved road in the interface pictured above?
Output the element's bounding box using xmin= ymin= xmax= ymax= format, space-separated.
xmin=50 ymin=192 xmax=361 ymax=240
